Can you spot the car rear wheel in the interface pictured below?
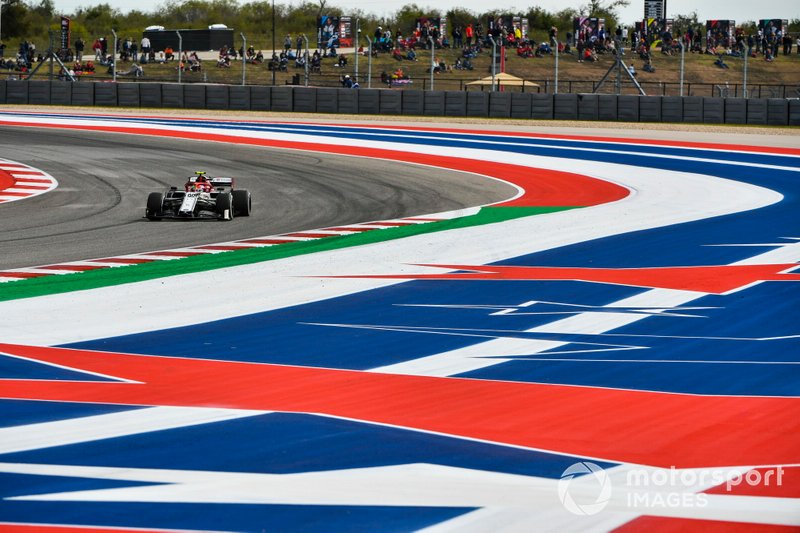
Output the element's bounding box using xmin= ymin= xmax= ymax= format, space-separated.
xmin=146 ymin=192 xmax=164 ymax=220
xmin=215 ymin=192 xmax=234 ymax=220
xmin=232 ymin=189 xmax=251 ymax=217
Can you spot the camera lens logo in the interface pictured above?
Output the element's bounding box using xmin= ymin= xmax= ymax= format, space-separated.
xmin=558 ymin=461 xmax=612 ymax=516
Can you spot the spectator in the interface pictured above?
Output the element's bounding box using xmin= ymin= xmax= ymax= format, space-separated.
xmin=341 ymin=74 xmax=353 ymax=87
xmin=140 ymin=36 xmax=150 ymax=63
xmin=407 ymin=48 xmax=417 ymax=61
xmin=783 ymin=33 xmax=792 ymax=55
xmin=296 ymin=34 xmax=304 ymax=57
xmin=74 ymin=38 xmax=84 ymax=62
xmin=284 ymin=34 xmax=292 ymax=53
xmin=92 ymin=37 xmax=102 ymax=60
xmin=164 ymin=46 xmax=174 ymax=61
xmin=453 ymin=26 xmax=463 ymax=48
xmin=310 ymin=50 xmax=321 ymax=73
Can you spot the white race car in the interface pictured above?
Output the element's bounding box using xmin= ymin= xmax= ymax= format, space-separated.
xmin=145 ymin=173 xmax=251 ymax=221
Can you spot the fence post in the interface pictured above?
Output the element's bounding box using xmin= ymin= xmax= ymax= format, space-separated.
xmin=488 ymin=35 xmax=496 ymax=92
xmin=429 ymin=36 xmax=435 ymax=91
xmin=241 ymin=32 xmax=246 ymax=85
xmin=176 ymin=31 xmax=182 ymax=84
xmin=303 ymin=34 xmax=309 ymax=87
xmin=743 ymin=45 xmax=749 ymax=98
xmin=553 ymin=36 xmax=559 ymax=94
xmin=679 ymin=39 xmax=685 ymax=96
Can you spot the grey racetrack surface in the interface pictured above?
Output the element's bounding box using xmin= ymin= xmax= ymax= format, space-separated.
xmin=0 ymin=126 xmax=517 ymax=270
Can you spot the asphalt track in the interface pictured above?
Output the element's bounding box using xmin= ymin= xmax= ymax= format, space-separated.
xmin=0 ymin=111 xmax=798 ymax=532
xmin=0 ymin=125 xmax=515 ymax=270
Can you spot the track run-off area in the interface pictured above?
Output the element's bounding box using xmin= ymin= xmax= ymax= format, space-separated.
xmin=0 ymin=110 xmax=798 ymax=531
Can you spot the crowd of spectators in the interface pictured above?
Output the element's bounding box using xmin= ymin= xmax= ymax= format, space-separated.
xmin=2 ymin=20 xmax=797 ymax=82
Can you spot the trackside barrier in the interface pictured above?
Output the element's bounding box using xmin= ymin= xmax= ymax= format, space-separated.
xmin=790 ymin=100 xmax=800 ymax=126
xmin=51 ymin=81 xmax=71 ymax=105
xmin=140 ymin=83 xmax=161 ymax=107
xmin=29 ymin=81 xmax=51 ymax=105
xmin=725 ymin=98 xmax=747 ymax=125
xmin=94 ymin=83 xmax=118 ymax=107
xmin=1 ymin=81 xmax=795 ymax=126
xmin=488 ymin=92 xmax=511 ymax=118
xmin=293 ymin=87 xmax=317 ymax=113
xmin=401 ymin=90 xmax=423 ymax=116
xmin=118 ymin=84 xmax=140 ymax=107
xmin=357 ymin=89 xmax=380 ymax=114
xmin=662 ymin=96 xmax=683 ymax=123
xmin=445 ymin=91 xmax=466 ymax=117
xmin=467 ymin=92 xmax=489 ymax=117
xmin=511 ymin=93 xmax=532 ymax=119
xmin=578 ymin=94 xmax=598 ymax=121
xmin=424 ymin=91 xmax=446 ymax=116
xmin=639 ymin=96 xmax=661 ymax=123
xmin=206 ymin=85 xmax=229 ymax=110
xmin=553 ymin=93 xmax=579 ymax=120
xmin=531 ymin=93 xmax=554 ymax=119
xmin=767 ymin=99 xmax=789 ymax=126
xmin=6 ymin=81 xmax=29 ymax=104
xmin=71 ymin=83 xmax=94 ymax=106
xmin=380 ymin=90 xmax=402 ymax=115
xmin=747 ymin=99 xmax=768 ymax=125
xmin=229 ymin=86 xmax=250 ymax=111
xmin=703 ymin=97 xmax=724 ymax=124
xmin=617 ymin=95 xmax=639 ymax=122
xmin=184 ymin=84 xmax=206 ymax=109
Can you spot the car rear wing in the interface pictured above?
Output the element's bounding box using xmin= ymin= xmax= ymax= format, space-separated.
xmin=187 ymin=176 xmax=234 ymax=187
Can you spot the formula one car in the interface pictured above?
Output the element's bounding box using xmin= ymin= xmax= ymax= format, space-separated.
xmin=145 ymin=172 xmax=251 ymax=221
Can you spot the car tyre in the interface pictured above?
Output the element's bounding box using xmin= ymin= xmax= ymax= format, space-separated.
xmin=216 ymin=192 xmax=234 ymax=220
xmin=146 ymin=192 xmax=164 ymax=220
xmin=232 ymin=189 xmax=251 ymax=217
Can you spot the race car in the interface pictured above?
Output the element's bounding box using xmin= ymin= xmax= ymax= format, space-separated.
xmin=145 ymin=172 xmax=251 ymax=221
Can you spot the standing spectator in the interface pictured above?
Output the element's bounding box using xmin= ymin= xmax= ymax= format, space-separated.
xmin=295 ymin=34 xmax=303 ymax=57
xmin=140 ymin=35 xmax=150 ymax=63
xmin=92 ymin=37 xmax=102 ymax=60
xmin=284 ymin=34 xmax=292 ymax=53
xmin=452 ymin=26 xmax=463 ymax=48
xmin=465 ymin=23 xmax=474 ymax=46
xmin=782 ymin=33 xmax=792 ymax=55
xmin=74 ymin=38 xmax=84 ymax=62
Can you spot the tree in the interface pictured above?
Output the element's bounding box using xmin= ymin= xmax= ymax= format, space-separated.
xmin=2 ymin=0 xmax=32 ymax=40
xmin=581 ymin=0 xmax=629 ymax=32
xmin=393 ymin=4 xmax=436 ymax=35
xmin=671 ymin=11 xmax=700 ymax=35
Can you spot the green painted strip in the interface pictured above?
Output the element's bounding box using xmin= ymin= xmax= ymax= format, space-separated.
xmin=0 ymin=206 xmax=575 ymax=302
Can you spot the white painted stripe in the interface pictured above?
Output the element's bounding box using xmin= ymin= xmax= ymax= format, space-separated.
xmin=3 ymin=188 xmax=47 ymax=194
xmin=0 ymin=461 xmax=796 ymax=526
xmin=0 ymin=406 xmax=269 ymax=454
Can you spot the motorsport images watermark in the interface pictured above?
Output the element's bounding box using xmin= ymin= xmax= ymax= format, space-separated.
xmin=557 ymin=461 xmax=785 ymax=516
